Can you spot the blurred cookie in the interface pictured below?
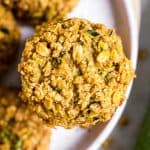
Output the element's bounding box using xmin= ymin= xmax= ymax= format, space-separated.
xmin=0 ymin=5 xmax=20 ymax=76
xmin=0 ymin=0 xmax=78 ymax=25
xmin=0 ymin=87 xmax=50 ymax=150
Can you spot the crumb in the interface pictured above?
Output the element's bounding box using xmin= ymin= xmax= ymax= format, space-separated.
xmin=102 ymin=138 xmax=113 ymax=150
xmin=138 ymin=48 xmax=148 ymax=61
xmin=119 ymin=116 xmax=129 ymax=126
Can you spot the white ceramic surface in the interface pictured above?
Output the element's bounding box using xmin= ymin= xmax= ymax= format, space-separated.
xmin=3 ymin=0 xmax=139 ymax=150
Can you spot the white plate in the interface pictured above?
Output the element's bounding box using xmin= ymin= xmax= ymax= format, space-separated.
xmin=51 ymin=1 xmax=139 ymax=149
xmin=3 ymin=0 xmax=139 ymax=149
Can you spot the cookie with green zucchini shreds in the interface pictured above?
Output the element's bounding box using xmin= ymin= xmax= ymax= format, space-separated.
xmin=0 ymin=0 xmax=78 ymax=25
xmin=18 ymin=18 xmax=135 ymax=128
xmin=0 ymin=87 xmax=50 ymax=150
xmin=0 ymin=5 xmax=20 ymax=76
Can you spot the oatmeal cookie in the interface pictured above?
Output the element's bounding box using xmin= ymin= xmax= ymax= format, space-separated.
xmin=18 ymin=18 xmax=135 ymax=128
xmin=0 ymin=0 xmax=78 ymax=24
xmin=0 ymin=5 xmax=20 ymax=76
xmin=0 ymin=87 xmax=50 ymax=150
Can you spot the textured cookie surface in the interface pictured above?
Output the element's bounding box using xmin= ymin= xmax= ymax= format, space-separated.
xmin=18 ymin=18 xmax=135 ymax=128
xmin=0 ymin=88 xmax=50 ymax=150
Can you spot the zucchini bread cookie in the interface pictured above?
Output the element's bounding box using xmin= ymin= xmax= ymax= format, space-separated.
xmin=0 ymin=87 xmax=50 ymax=150
xmin=0 ymin=0 xmax=78 ymax=24
xmin=0 ymin=5 xmax=20 ymax=76
xmin=18 ymin=18 xmax=135 ymax=128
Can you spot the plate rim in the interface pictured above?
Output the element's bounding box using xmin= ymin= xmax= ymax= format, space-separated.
xmin=88 ymin=0 xmax=139 ymax=149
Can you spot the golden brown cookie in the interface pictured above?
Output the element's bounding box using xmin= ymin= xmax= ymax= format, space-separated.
xmin=0 ymin=5 xmax=20 ymax=76
xmin=0 ymin=87 xmax=50 ymax=150
xmin=18 ymin=18 xmax=135 ymax=128
xmin=0 ymin=0 xmax=78 ymax=25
